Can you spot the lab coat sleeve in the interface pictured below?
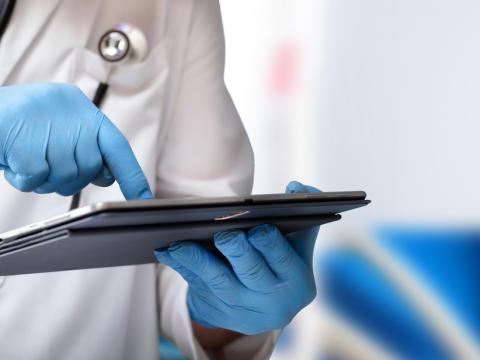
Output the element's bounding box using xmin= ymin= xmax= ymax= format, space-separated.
xmin=155 ymin=0 xmax=277 ymax=358
xmin=154 ymin=0 xmax=254 ymax=199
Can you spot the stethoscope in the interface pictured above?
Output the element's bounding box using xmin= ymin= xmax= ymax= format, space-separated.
xmin=0 ymin=0 xmax=15 ymax=42
xmin=0 ymin=0 xmax=149 ymax=212
xmin=69 ymin=22 xmax=148 ymax=210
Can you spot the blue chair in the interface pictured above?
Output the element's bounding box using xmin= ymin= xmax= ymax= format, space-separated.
xmin=319 ymin=227 xmax=480 ymax=360
xmin=158 ymin=336 xmax=186 ymax=360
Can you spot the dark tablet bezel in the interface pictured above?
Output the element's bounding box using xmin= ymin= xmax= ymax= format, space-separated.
xmin=0 ymin=191 xmax=367 ymax=243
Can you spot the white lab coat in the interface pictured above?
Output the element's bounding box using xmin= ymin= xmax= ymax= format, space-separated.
xmin=0 ymin=0 xmax=276 ymax=359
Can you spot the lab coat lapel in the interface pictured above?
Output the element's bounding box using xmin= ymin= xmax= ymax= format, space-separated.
xmin=0 ymin=0 xmax=62 ymax=85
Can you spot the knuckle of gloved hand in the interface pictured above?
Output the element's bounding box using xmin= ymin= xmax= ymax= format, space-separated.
xmin=273 ymin=247 xmax=295 ymax=269
xmin=13 ymin=169 xmax=48 ymax=192
xmin=238 ymin=259 xmax=264 ymax=280
xmin=13 ymin=174 xmax=39 ymax=192
xmin=57 ymin=84 xmax=98 ymax=116
xmin=206 ymin=268 xmax=229 ymax=289
xmin=54 ymin=167 xmax=78 ymax=185
xmin=81 ymin=154 xmax=103 ymax=178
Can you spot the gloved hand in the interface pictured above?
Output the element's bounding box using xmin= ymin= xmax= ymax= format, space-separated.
xmin=155 ymin=181 xmax=320 ymax=335
xmin=0 ymin=83 xmax=152 ymax=199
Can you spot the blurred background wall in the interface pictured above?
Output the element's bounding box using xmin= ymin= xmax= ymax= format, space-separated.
xmin=220 ymin=1 xmax=480 ymax=359
xmin=220 ymin=2 xmax=327 ymax=358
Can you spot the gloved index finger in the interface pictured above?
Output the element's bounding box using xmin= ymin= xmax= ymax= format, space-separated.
xmin=97 ymin=117 xmax=153 ymax=200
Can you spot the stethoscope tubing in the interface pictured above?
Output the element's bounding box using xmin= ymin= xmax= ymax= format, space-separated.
xmin=69 ymin=82 xmax=109 ymax=210
xmin=0 ymin=0 xmax=15 ymax=43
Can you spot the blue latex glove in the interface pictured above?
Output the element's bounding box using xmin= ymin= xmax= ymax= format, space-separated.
xmin=155 ymin=181 xmax=320 ymax=335
xmin=0 ymin=83 xmax=152 ymax=199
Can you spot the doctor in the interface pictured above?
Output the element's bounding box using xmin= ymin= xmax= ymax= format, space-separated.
xmin=0 ymin=0 xmax=319 ymax=359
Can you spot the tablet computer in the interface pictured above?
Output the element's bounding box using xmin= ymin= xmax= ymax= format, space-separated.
xmin=0 ymin=191 xmax=370 ymax=275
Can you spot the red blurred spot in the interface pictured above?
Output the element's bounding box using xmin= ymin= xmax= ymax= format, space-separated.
xmin=269 ymin=42 xmax=301 ymax=97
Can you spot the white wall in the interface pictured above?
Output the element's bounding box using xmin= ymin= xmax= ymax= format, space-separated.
xmin=220 ymin=0 xmax=326 ymax=194
xmin=223 ymin=0 xmax=480 ymax=226
xmin=221 ymin=1 xmax=480 ymax=359
xmin=318 ymin=0 xmax=480 ymax=226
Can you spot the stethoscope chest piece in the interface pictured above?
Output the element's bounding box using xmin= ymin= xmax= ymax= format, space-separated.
xmin=98 ymin=22 xmax=148 ymax=64
xmin=98 ymin=30 xmax=130 ymax=62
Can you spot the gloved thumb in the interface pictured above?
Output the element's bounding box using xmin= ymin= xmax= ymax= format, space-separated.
xmin=286 ymin=180 xmax=321 ymax=194
xmin=285 ymin=180 xmax=321 ymax=268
